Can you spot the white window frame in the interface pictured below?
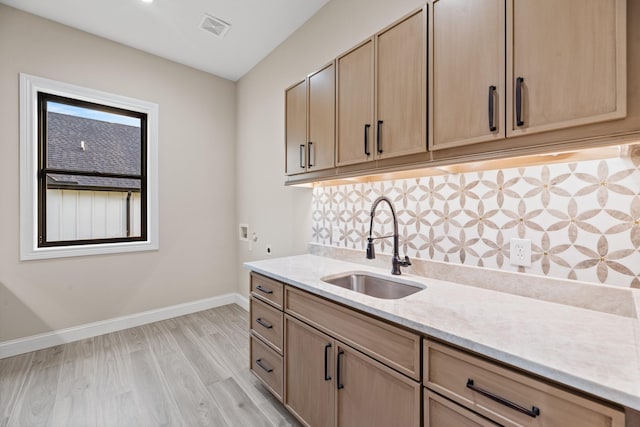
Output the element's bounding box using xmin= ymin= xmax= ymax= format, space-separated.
xmin=20 ymin=73 xmax=159 ymax=260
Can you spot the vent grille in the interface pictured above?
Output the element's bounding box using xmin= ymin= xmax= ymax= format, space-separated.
xmin=200 ymin=14 xmax=231 ymax=38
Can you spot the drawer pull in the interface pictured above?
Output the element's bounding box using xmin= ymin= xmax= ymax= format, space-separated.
xmin=364 ymin=124 xmax=371 ymax=156
xmin=256 ymin=285 xmax=273 ymax=295
xmin=466 ymin=379 xmax=540 ymax=418
xmin=324 ymin=343 xmax=332 ymax=381
xmin=376 ymin=120 xmax=383 ymax=154
xmin=256 ymin=318 xmax=273 ymax=329
xmin=515 ymin=77 xmax=525 ymax=126
xmin=488 ymin=85 xmax=497 ymax=132
xmin=308 ymin=141 xmax=314 ymax=168
xmin=256 ymin=358 xmax=273 ymax=373
xmin=337 ymin=349 xmax=345 ymax=389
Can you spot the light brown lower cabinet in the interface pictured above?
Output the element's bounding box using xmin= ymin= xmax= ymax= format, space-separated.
xmin=284 ymin=315 xmax=334 ymax=427
xmin=250 ymin=334 xmax=283 ymax=401
xmin=425 ymin=390 xmax=499 ymax=427
xmin=250 ymin=297 xmax=283 ymax=353
xmin=249 ymin=274 xmax=285 ymax=402
xmin=335 ymin=341 xmax=420 ymax=426
xmin=249 ymin=274 xmax=629 ymax=427
xmin=284 ymin=313 xmax=420 ymax=427
xmin=424 ymin=339 xmax=625 ymax=427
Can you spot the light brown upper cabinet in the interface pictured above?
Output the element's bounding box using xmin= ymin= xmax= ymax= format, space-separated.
xmin=376 ymin=7 xmax=427 ymax=159
xmin=508 ymin=0 xmax=626 ymax=137
xmin=285 ymin=79 xmax=307 ymax=174
xmin=430 ymin=0 xmax=506 ymax=150
xmin=430 ymin=0 xmax=626 ymax=151
xmin=336 ymin=39 xmax=375 ymax=166
xmin=285 ymin=62 xmax=335 ymax=175
xmin=336 ymin=7 xmax=427 ymax=165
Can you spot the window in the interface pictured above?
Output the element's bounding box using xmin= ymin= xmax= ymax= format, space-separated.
xmin=20 ymin=74 xmax=159 ymax=260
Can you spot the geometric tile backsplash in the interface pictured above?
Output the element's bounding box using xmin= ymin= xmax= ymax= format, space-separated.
xmin=312 ymin=146 xmax=640 ymax=288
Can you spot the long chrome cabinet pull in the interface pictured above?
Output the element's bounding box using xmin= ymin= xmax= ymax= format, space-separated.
xmin=376 ymin=120 xmax=383 ymax=154
xmin=364 ymin=124 xmax=371 ymax=156
xmin=255 ymin=285 xmax=273 ymax=295
xmin=466 ymin=379 xmax=540 ymax=418
xmin=337 ymin=349 xmax=345 ymax=389
xmin=256 ymin=358 xmax=273 ymax=373
xmin=324 ymin=343 xmax=332 ymax=381
xmin=255 ymin=318 xmax=273 ymax=329
xmin=299 ymin=144 xmax=305 ymax=169
xmin=515 ymin=77 xmax=525 ymax=126
xmin=488 ymin=85 xmax=497 ymax=132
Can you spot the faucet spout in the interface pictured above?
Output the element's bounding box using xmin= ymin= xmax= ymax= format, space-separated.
xmin=367 ymin=196 xmax=411 ymax=275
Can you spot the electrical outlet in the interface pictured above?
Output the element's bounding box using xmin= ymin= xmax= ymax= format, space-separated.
xmin=510 ymin=238 xmax=532 ymax=267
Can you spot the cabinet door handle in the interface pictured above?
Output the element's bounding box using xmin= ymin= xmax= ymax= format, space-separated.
xmin=515 ymin=77 xmax=525 ymax=127
xmin=324 ymin=343 xmax=332 ymax=381
xmin=364 ymin=124 xmax=371 ymax=156
xmin=337 ymin=349 xmax=345 ymax=389
xmin=299 ymin=144 xmax=306 ymax=169
xmin=488 ymin=85 xmax=497 ymax=132
xmin=256 ymin=358 xmax=273 ymax=373
xmin=307 ymin=142 xmax=313 ymax=168
xmin=466 ymin=379 xmax=540 ymax=418
xmin=376 ymin=120 xmax=383 ymax=154
xmin=255 ymin=285 xmax=273 ymax=295
xmin=256 ymin=318 xmax=273 ymax=329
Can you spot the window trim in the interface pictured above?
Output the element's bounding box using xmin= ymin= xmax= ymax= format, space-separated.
xmin=20 ymin=73 xmax=159 ymax=260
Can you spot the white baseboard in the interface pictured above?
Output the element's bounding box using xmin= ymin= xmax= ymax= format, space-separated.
xmin=0 ymin=292 xmax=249 ymax=359
xmin=234 ymin=293 xmax=250 ymax=311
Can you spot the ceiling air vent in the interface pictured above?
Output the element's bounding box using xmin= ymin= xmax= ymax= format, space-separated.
xmin=200 ymin=14 xmax=231 ymax=39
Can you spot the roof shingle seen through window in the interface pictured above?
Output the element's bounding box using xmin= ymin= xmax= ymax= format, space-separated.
xmin=46 ymin=112 xmax=142 ymax=191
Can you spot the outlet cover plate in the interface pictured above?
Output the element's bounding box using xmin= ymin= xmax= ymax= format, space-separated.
xmin=510 ymin=238 xmax=532 ymax=267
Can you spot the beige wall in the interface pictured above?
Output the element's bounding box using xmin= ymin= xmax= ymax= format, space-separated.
xmin=235 ymin=0 xmax=426 ymax=293
xmin=1 ymin=0 xmax=432 ymax=342
xmin=0 ymin=5 xmax=237 ymax=342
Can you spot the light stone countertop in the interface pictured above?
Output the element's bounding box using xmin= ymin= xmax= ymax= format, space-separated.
xmin=245 ymin=253 xmax=640 ymax=411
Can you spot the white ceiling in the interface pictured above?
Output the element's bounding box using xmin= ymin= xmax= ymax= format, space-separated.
xmin=0 ymin=0 xmax=330 ymax=81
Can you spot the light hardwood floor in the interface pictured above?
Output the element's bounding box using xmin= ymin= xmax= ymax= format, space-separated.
xmin=0 ymin=304 xmax=301 ymax=427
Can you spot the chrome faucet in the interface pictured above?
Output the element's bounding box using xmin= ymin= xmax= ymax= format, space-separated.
xmin=366 ymin=196 xmax=411 ymax=275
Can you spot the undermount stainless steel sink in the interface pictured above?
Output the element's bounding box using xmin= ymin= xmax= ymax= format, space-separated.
xmin=321 ymin=272 xmax=425 ymax=299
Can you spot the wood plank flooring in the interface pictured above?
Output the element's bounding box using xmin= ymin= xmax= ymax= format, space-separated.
xmin=0 ymin=304 xmax=301 ymax=427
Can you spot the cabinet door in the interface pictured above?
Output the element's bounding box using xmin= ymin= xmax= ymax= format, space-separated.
xmin=285 ymin=79 xmax=307 ymax=175
xmin=430 ymin=0 xmax=505 ymax=150
xmin=308 ymin=63 xmax=335 ymax=172
xmin=336 ymin=39 xmax=375 ymax=166
xmin=336 ymin=343 xmax=420 ymax=427
xmin=284 ymin=315 xmax=334 ymax=427
xmin=375 ymin=7 xmax=427 ymax=159
xmin=507 ymin=0 xmax=626 ymax=137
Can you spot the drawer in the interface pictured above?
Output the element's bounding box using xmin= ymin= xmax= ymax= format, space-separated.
xmin=285 ymin=285 xmax=420 ymax=380
xmin=425 ymin=390 xmax=499 ymax=427
xmin=250 ymin=334 xmax=284 ymax=401
xmin=250 ymin=297 xmax=283 ymax=353
xmin=424 ymin=340 xmax=625 ymax=427
xmin=251 ymin=273 xmax=284 ymax=309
